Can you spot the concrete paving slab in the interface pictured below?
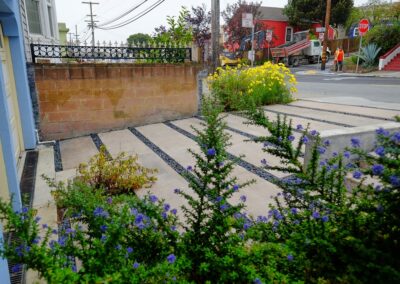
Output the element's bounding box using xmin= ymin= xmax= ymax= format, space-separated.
xmin=33 ymin=146 xmax=55 ymax=208
xmin=138 ymin=121 xmax=282 ymax=216
xmin=99 ymin=129 xmax=154 ymax=158
xmin=55 ymin=168 xmax=77 ymax=183
xmin=60 ymin=136 xmax=98 ymax=170
xmin=290 ymin=100 xmax=399 ymax=120
xmin=172 ymin=118 xmax=295 ymax=178
xmin=264 ymin=109 xmax=346 ymax=130
xmin=300 ymin=97 xmax=400 ymax=111
xmin=100 ymin=128 xmax=192 ymax=219
xmin=266 ymin=104 xmax=388 ymax=127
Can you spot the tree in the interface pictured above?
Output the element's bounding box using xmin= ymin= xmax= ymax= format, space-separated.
xmin=222 ymin=0 xmax=262 ymax=50
xmin=126 ymin=33 xmax=152 ymax=47
xmin=283 ymin=0 xmax=354 ymax=29
xmin=153 ymin=6 xmax=193 ymax=45
xmin=184 ymin=4 xmax=211 ymax=49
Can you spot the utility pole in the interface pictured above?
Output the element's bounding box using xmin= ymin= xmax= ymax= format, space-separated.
xmin=211 ymin=0 xmax=220 ymax=71
xmin=75 ymin=25 xmax=80 ymax=45
xmin=82 ymin=1 xmax=99 ymax=47
xmin=68 ymin=32 xmax=74 ymax=45
xmin=321 ymin=0 xmax=331 ymax=71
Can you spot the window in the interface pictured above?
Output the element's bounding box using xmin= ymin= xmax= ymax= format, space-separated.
xmin=285 ymin=27 xmax=293 ymax=42
xmin=48 ymin=6 xmax=54 ymax=37
xmin=26 ymin=0 xmax=42 ymax=34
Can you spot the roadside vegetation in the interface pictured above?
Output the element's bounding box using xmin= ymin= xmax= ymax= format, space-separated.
xmin=207 ymin=62 xmax=297 ymax=111
xmin=0 ymin=96 xmax=399 ymax=283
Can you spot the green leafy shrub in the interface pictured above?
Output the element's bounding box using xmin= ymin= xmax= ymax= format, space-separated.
xmin=359 ymin=43 xmax=381 ymax=67
xmin=1 ymin=98 xmax=400 ymax=283
xmin=245 ymin=107 xmax=400 ymax=283
xmin=207 ymin=62 xmax=297 ymax=111
xmin=350 ymin=54 xmax=359 ymax=64
xmin=364 ymin=23 xmax=400 ymax=55
xmin=76 ymin=146 xmax=157 ymax=195
xmin=0 ymin=186 xmax=180 ymax=283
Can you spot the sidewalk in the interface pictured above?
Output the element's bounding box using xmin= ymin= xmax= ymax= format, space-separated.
xmin=297 ymin=68 xmax=400 ymax=78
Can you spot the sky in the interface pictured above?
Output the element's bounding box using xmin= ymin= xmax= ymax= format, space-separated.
xmin=56 ymin=0 xmax=371 ymax=44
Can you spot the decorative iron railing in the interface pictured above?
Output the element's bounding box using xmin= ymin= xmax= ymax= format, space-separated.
xmin=30 ymin=43 xmax=192 ymax=63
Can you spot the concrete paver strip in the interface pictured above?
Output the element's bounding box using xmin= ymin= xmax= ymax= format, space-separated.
xmin=291 ymin=100 xmax=399 ymax=120
xmin=263 ymin=110 xmax=345 ymax=131
xmin=33 ymin=146 xmax=56 ymax=208
xmin=266 ymin=105 xmax=388 ymax=127
xmin=99 ymin=128 xmax=191 ymax=218
xmin=172 ymin=118 xmax=295 ymax=178
xmin=60 ymin=136 xmax=99 ymax=170
xmin=136 ymin=122 xmax=282 ymax=217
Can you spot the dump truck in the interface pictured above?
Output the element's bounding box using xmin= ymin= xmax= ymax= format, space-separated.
xmin=271 ymin=30 xmax=330 ymax=67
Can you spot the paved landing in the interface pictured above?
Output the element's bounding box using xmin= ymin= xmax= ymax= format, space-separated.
xmin=34 ymin=99 xmax=397 ymax=221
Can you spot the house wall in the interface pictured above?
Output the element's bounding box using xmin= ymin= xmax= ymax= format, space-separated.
xmin=258 ymin=20 xmax=288 ymax=47
xmin=0 ymin=141 xmax=10 ymax=203
xmin=34 ymin=63 xmax=203 ymax=140
xmin=21 ymin=0 xmax=59 ymax=62
xmin=0 ymin=0 xmax=37 ymax=281
xmin=19 ymin=0 xmax=31 ymax=61
xmin=257 ymin=20 xmax=337 ymax=49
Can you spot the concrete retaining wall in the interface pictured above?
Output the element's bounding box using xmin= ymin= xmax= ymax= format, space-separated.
xmin=304 ymin=122 xmax=400 ymax=168
xmin=34 ymin=63 xmax=203 ymax=140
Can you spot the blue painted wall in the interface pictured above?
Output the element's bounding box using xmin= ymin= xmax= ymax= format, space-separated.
xmin=0 ymin=0 xmax=37 ymax=282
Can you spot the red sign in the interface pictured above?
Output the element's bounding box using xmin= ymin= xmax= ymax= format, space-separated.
xmin=358 ymin=19 xmax=369 ymax=35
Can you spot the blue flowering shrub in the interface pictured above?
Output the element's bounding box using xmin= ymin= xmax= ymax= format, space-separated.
xmin=245 ymin=108 xmax=400 ymax=283
xmin=1 ymin=99 xmax=399 ymax=283
xmin=0 ymin=184 xmax=181 ymax=282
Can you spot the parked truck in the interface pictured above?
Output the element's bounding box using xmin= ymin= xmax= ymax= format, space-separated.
xmin=271 ymin=30 xmax=330 ymax=67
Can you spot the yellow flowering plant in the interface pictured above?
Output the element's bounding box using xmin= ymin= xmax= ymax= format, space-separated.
xmin=76 ymin=146 xmax=158 ymax=195
xmin=207 ymin=62 xmax=297 ymax=110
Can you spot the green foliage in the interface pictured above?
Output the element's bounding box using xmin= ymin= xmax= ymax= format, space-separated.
xmin=175 ymin=98 xmax=256 ymax=282
xmin=364 ymin=23 xmax=400 ymax=55
xmin=207 ymin=62 xmax=297 ymax=111
xmin=283 ymin=0 xmax=353 ymax=30
xmin=359 ymin=43 xmax=382 ymax=67
xmin=126 ymin=33 xmax=152 ymax=47
xmin=222 ymin=0 xmax=262 ymax=48
xmin=76 ymin=146 xmax=157 ymax=195
xmin=153 ymin=6 xmax=193 ymax=46
xmin=350 ymin=54 xmax=359 ymax=64
xmin=1 ymin=100 xmax=400 ymax=283
xmin=245 ymin=108 xmax=400 ymax=283
xmin=0 ymin=185 xmax=180 ymax=283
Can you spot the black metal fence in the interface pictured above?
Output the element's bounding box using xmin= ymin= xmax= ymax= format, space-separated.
xmin=30 ymin=44 xmax=192 ymax=63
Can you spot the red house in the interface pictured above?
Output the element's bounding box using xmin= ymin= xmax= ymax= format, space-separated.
xmin=238 ymin=6 xmax=336 ymax=50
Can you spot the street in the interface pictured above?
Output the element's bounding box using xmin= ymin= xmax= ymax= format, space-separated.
xmin=290 ymin=64 xmax=400 ymax=110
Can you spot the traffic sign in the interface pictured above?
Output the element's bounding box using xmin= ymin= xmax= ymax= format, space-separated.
xmin=266 ymin=30 xmax=273 ymax=42
xmin=319 ymin=33 xmax=325 ymax=42
xmin=242 ymin=13 xmax=254 ymax=28
xmin=358 ymin=19 xmax=369 ymax=35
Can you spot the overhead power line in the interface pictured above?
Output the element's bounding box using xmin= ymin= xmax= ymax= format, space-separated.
xmin=98 ymin=0 xmax=149 ymax=27
xmin=82 ymin=1 xmax=99 ymax=46
xmin=98 ymin=0 xmax=165 ymax=30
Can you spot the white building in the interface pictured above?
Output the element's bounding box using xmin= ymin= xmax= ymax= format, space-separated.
xmin=20 ymin=0 xmax=59 ymax=61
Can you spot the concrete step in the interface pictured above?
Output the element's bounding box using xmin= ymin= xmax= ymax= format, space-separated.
xmin=264 ymin=105 xmax=388 ymax=127
xmin=291 ymin=100 xmax=398 ymax=120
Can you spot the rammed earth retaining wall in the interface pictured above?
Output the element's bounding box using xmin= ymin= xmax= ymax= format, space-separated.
xmin=34 ymin=63 xmax=202 ymax=140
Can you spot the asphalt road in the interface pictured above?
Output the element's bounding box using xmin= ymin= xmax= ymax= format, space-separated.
xmin=290 ymin=64 xmax=400 ymax=110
